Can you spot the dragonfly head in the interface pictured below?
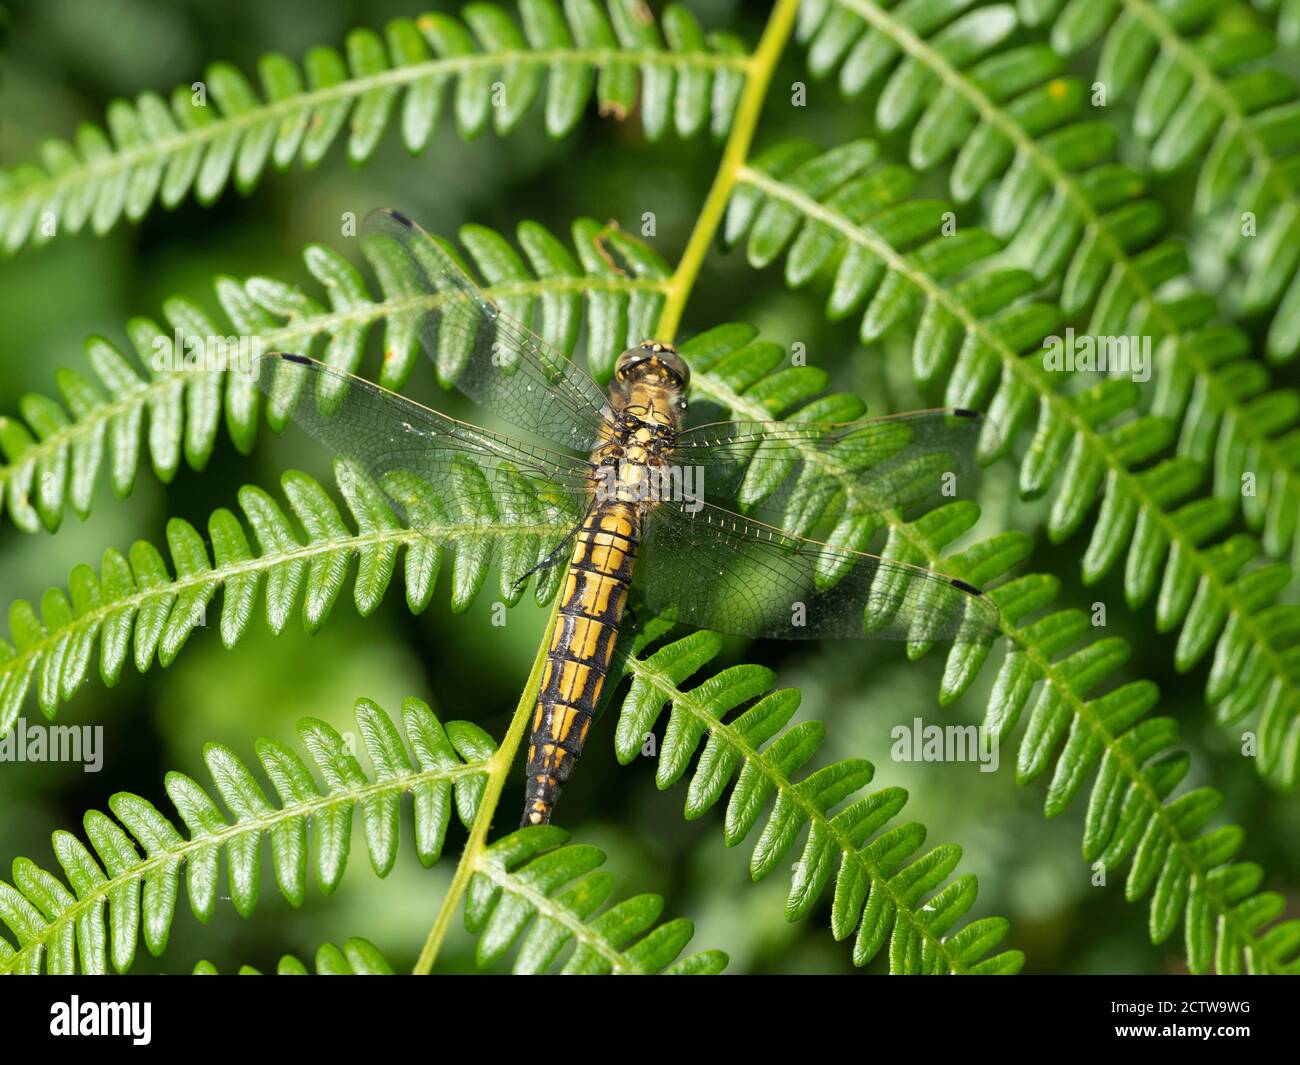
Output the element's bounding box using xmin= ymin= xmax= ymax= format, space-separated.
xmin=614 ymin=340 xmax=691 ymax=401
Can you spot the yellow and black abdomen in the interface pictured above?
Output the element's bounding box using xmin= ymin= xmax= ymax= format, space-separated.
xmin=523 ymin=501 xmax=639 ymax=826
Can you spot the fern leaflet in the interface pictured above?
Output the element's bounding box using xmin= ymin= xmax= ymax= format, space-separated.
xmin=724 ymin=148 xmax=1300 ymax=789
xmin=0 ymin=458 xmax=575 ymax=736
xmin=793 ymin=2 xmax=1300 ymax=561
xmin=675 ymin=323 xmax=1300 ymax=973
xmin=0 ymin=0 xmax=748 ymax=255
xmin=614 ymin=627 xmax=1023 ymax=973
xmin=0 ymin=697 xmax=492 ymax=974
xmin=0 ymin=219 xmax=668 ymax=535
xmin=0 ymin=694 xmax=723 ymax=975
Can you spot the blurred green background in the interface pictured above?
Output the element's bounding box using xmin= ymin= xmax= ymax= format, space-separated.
xmin=1 ymin=0 xmax=1296 ymax=975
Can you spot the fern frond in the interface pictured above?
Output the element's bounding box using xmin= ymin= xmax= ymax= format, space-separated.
xmin=1046 ymin=0 xmax=1300 ymax=363
xmin=0 ymin=1 xmax=748 ymax=255
xmin=0 ymin=460 xmax=573 ymax=736
xmin=0 ymin=219 xmax=668 ymax=534
xmin=193 ymin=937 xmax=394 ymax=974
xmin=669 ymin=325 xmax=1300 ymax=972
xmin=614 ymin=630 xmax=1023 ymax=974
xmin=0 ymin=697 xmax=492 ymax=974
xmin=792 ymin=5 xmax=1300 ymax=561
xmin=723 ymin=151 xmax=1300 ymax=788
xmin=0 ymin=697 xmax=723 ymax=975
xmin=911 ymin=502 xmax=1300 ymax=975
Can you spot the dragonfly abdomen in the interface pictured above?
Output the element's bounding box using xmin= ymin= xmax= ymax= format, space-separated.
xmin=523 ymin=501 xmax=639 ymax=826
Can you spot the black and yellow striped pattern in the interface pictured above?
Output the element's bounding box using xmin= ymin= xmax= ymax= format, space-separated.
xmin=523 ymin=501 xmax=638 ymax=826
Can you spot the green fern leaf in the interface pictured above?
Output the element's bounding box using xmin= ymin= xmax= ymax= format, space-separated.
xmin=721 ymin=148 xmax=1300 ymax=789
xmin=1046 ymin=0 xmax=1300 ymax=363
xmin=0 ymin=1 xmax=748 ymax=255
xmin=0 ymin=697 xmax=490 ymax=974
xmin=613 ymin=629 xmax=1023 ymax=974
xmin=662 ymin=322 xmax=1300 ymax=972
xmin=0 ymin=219 xmax=668 ymax=535
xmin=791 ymin=6 xmax=1300 ymax=562
xmin=0 ymin=696 xmax=722 ymax=974
xmin=463 ymin=825 xmax=726 ymax=973
xmin=0 ymin=458 xmax=577 ymax=735
xmin=1272 ymin=0 xmax=1300 ymax=49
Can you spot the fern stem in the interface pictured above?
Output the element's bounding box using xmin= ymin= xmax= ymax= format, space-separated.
xmin=412 ymin=597 xmax=562 ymax=974
xmin=656 ymin=0 xmax=802 ymax=340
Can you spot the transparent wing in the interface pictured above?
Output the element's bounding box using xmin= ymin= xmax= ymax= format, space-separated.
xmin=669 ymin=409 xmax=988 ymax=538
xmin=255 ymin=352 xmax=593 ymax=529
xmin=639 ymin=499 xmax=1000 ymax=643
xmin=361 ymin=207 xmax=611 ymax=451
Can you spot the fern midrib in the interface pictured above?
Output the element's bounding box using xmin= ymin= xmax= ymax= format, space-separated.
xmin=736 ymin=167 xmax=1297 ymax=714
xmin=624 ymin=649 xmax=973 ymax=974
xmin=690 ymin=365 xmax=1289 ymax=974
xmin=0 ymin=757 xmax=488 ymax=974
xmin=1001 ymin=613 xmax=1282 ymax=971
xmin=828 ymin=0 xmax=1300 ymax=526
xmin=0 ymin=517 xmax=571 ymax=686
xmin=468 ymin=853 xmax=637 ymax=974
xmin=0 ymin=46 xmax=750 ymax=213
xmin=0 ymin=277 xmax=665 ymax=496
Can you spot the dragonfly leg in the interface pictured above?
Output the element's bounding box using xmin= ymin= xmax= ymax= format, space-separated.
xmin=512 ymin=521 xmax=583 ymax=595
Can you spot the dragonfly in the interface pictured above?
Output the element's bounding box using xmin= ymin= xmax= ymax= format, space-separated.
xmin=255 ymin=208 xmax=1001 ymax=828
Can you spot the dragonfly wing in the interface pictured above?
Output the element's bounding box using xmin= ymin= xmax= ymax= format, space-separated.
xmin=361 ymin=208 xmax=611 ymax=451
xmin=256 ymin=352 xmax=592 ymax=533
xmin=668 ymin=409 xmax=989 ymax=539
xmin=638 ymin=499 xmax=1000 ymax=643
